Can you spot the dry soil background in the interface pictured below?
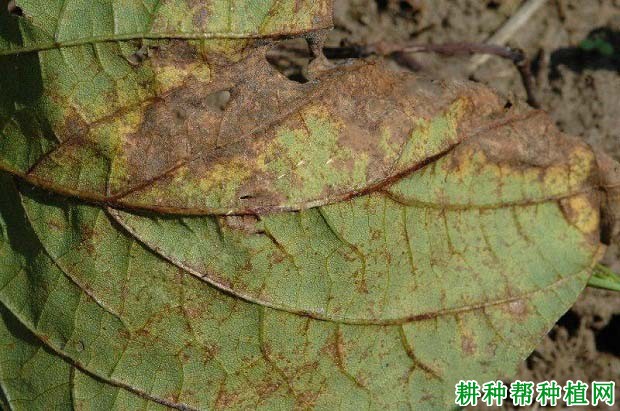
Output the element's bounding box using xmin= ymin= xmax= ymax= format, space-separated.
xmin=325 ymin=1 xmax=619 ymax=409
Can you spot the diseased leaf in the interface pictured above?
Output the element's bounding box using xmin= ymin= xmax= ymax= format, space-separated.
xmin=0 ymin=34 xmax=503 ymax=214
xmin=0 ymin=0 xmax=333 ymax=55
xmin=0 ymin=0 xmax=332 ymax=215
xmin=0 ymin=304 xmax=74 ymax=410
xmin=1 ymin=0 xmax=608 ymax=216
xmin=1 ymin=1 xmax=620 ymax=409
xmin=109 ymin=111 xmax=602 ymax=322
xmin=0 ymin=117 xmax=604 ymax=409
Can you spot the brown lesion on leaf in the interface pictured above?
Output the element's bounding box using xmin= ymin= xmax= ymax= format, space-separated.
xmin=125 ymin=45 xmax=150 ymax=66
xmin=253 ymin=379 xmax=284 ymax=404
xmin=221 ymin=215 xmax=261 ymax=235
xmin=460 ymin=334 xmax=477 ymax=356
xmin=257 ymin=309 xmax=300 ymax=401
xmin=10 ymin=36 xmax=615 ymax=295
xmin=354 ymin=275 xmax=369 ymax=294
xmin=25 ymin=109 xmax=90 ymax=174
xmin=12 ymin=49 xmax=518 ymax=214
xmin=214 ymin=382 xmax=240 ymax=410
xmin=459 ymin=109 xmax=594 ymax=173
xmin=191 ymin=5 xmax=210 ymax=29
xmin=503 ymin=299 xmax=530 ymax=323
xmin=322 ymin=325 xmax=371 ymax=391
xmin=305 ymin=30 xmax=333 ymax=79
xmin=201 ymin=343 xmax=220 ymax=366
xmin=108 ymin=47 xmax=307 ymax=196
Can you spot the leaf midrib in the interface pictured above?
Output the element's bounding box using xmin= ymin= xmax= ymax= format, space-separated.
xmin=0 ymin=27 xmax=332 ymax=57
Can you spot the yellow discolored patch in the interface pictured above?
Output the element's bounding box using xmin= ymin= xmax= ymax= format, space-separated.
xmin=201 ymin=39 xmax=252 ymax=61
xmin=379 ymin=127 xmax=398 ymax=160
xmin=152 ymin=61 xmax=211 ymax=94
xmin=267 ymin=105 xmax=370 ymax=200
xmin=191 ymin=63 xmax=212 ymax=83
xmin=396 ymin=97 xmax=469 ymax=168
xmin=568 ymin=145 xmax=596 ymax=190
xmin=562 ymin=194 xmax=600 ymax=235
xmin=543 ymin=164 xmax=569 ymax=194
xmin=98 ymin=109 xmax=148 ymax=191
xmin=154 ymin=65 xmax=190 ymax=94
xmin=521 ymin=168 xmax=543 ymax=190
xmin=450 ymin=146 xmax=476 ymax=176
xmin=198 ymin=158 xmax=253 ymax=198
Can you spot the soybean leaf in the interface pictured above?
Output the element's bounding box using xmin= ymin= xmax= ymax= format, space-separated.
xmin=0 ymin=0 xmax=333 ymax=55
xmin=1 ymin=0 xmax=527 ymax=215
xmin=0 ymin=119 xmax=601 ymax=409
xmin=0 ymin=303 xmax=171 ymax=410
xmin=111 ymin=114 xmax=603 ymax=322
xmin=1 ymin=1 xmax=618 ymax=410
xmin=0 ymin=304 xmax=74 ymax=410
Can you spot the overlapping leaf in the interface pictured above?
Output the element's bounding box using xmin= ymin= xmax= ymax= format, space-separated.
xmin=0 ymin=112 xmax=604 ymax=408
xmin=0 ymin=303 xmax=169 ymax=410
xmin=0 ymin=1 xmax=616 ymax=410
xmin=112 ymin=111 xmax=602 ymax=322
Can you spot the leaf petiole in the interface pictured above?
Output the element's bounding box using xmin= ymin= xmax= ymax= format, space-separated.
xmin=588 ymin=264 xmax=620 ymax=292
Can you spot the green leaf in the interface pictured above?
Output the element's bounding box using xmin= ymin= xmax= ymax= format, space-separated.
xmin=0 ymin=304 xmax=74 ymax=410
xmin=110 ymin=127 xmax=601 ymax=322
xmin=72 ymin=369 xmax=172 ymax=411
xmin=1 ymin=2 xmax=618 ymax=408
xmin=0 ymin=116 xmax=602 ymax=410
xmin=579 ymin=38 xmax=615 ymax=57
xmin=0 ymin=0 xmax=333 ymax=55
xmin=588 ymin=264 xmax=620 ymax=291
xmin=0 ymin=302 xmax=172 ymax=410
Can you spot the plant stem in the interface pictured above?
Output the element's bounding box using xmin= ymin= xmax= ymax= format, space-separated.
xmin=588 ymin=264 xmax=620 ymax=292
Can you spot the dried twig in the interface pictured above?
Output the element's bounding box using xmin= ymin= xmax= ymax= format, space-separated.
xmin=319 ymin=42 xmax=541 ymax=108
xmin=269 ymin=38 xmax=541 ymax=108
xmin=469 ymin=0 xmax=549 ymax=71
xmin=400 ymin=43 xmax=541 ymax=108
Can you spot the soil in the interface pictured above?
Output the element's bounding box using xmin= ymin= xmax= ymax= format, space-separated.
xmin=323 ymin=1 xmax=620 ymax=409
